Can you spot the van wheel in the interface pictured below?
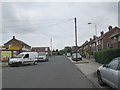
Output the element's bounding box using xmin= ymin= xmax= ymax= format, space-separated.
xmin=97 ymin=71 xmax=104 ymax=86
xmin=34 ymin=61 xmax=38 ymax=65
xmin=10 ymin=65 xmax=14 ymax=67
xmin=18 ymin=62 xmax=22 ymax=67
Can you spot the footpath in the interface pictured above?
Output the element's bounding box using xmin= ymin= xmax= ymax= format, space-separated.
xmin=68 ymin=57 xmax=110 ymax=88
xmin=0 ymin=62 xmax=8 ymax=67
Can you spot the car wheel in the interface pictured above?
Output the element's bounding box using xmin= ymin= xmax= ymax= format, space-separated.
xmin=97 ymin=71 xmax=104 ymax=86
xmin=34 ymin=61 xmax=38 ymax=65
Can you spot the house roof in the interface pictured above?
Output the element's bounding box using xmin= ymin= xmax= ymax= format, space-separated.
xmin=110 ymin=32 xmax=120 ymax=38
xmin=32 ymin=47 xmax=50 ymax=50
xmin=80 ymin=26 xmax=120 ymax=48
xmin=4 ymin=36 xmax=31 ymax=47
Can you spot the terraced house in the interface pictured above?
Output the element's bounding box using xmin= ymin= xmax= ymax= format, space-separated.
xmin=79 ymin=26 xmax=120 ymax=58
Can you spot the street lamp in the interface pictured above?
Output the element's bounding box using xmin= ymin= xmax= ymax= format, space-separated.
xmin=88 ymin=22 xmax=98 ymax=51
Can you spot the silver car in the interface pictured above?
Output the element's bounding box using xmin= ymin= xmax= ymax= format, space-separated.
xmin=71 ymin=53 xmax=82 ymax=61
xmin=37 ymin=52 xmax=49 ymax=62
xmin=97 ymin=57 xmax=120 ymax=88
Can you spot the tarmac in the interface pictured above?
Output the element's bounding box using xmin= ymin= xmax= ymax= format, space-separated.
xmin=0 ymin=57 xmax=111 ymax=88
xmin=68 ymin=57 xmax=111 ymax=88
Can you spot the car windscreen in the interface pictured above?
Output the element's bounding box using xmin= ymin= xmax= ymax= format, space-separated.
xmin=72 ymin=53 xmax=81 ymax=57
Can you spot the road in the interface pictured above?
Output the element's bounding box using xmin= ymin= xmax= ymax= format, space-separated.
xmin=2 ymin=56 xmax=95 ymax=88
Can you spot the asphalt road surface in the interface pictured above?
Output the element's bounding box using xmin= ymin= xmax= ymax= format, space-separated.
xmin=2 ymin=56 xmax=95 ymax=88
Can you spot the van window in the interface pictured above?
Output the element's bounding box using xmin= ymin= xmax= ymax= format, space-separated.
xmin=23 ymin=54 xmax=29 ymax=58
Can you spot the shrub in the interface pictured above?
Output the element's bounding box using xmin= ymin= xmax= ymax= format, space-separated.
xmin=94 ymin=48 xmax=120 ymax=64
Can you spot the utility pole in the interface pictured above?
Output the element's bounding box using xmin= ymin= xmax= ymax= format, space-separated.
xmin=74 ymin=17 xmax=78 ymax=61
xmin=50 ymin=37 xmax=52 ymax=56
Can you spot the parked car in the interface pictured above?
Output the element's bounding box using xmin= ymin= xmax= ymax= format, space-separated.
xmin=97 ymin=57 xmax=120 ymax=88
xmin=37 ymin=52 xmax=49 ymax=62
xmin=71 ymin=53 xmax=82 ymax=61
xmin=67 ymin=53 xmax=71 ymax=57
xmin=8 ymin=52 xmax=38 ymax=67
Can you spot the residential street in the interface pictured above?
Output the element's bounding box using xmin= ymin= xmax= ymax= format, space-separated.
xmin=2 ymin=56 xmax=95 ymax=88
xmin=1 ymin=2 xmax=119 ymax=89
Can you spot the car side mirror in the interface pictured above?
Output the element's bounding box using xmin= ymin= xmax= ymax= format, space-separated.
xmin=103 ymin=64 xmax=109 ymax=68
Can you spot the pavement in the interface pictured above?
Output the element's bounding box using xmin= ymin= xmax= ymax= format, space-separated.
xmin=68 ymin=57 xmax=111 ymax=89
xmin=0 ymin=62 xmax=8 ymax=67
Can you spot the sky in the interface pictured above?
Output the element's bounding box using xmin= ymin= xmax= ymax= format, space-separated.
xmin=1 ymin=1 xmax=119 ymax=50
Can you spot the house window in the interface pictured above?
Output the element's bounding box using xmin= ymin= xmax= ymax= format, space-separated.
xmin=118 ymin=35 xmax=120 ymax=41
xmin=107 ymin=43 xmax=112 ymax=48
xmin=89 ymin=44 xmax=92 ymax=47
xmin=85 ymin=45 xmax=88 ymax=49
xmin=92 ymin=43 xmax=95 ymax=47
xmin=98 ymin=40 xmax=101 ymax=45
xmin=23 ymin=45 xmax=26 ymax=48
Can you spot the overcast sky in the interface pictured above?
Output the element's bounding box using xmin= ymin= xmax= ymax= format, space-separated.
xmin=1 ymin=1 xmax=118 ymax=50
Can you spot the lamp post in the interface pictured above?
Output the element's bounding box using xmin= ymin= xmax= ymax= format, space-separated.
xmin=88 ymin=22 xmax=98 ymax=51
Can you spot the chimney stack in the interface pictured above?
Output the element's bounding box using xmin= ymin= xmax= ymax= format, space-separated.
xmin=90 ymin=38 xmax=92 ymax=41
xmin=108 ymin=26 xmax=112 ymax=31
xmin=13 ymin=36 xmax=15 ymax=39
xmin=93 ymin=35 xmax=96 ymax=39
xmin=100 ymin=31 xmax=104 ymax=36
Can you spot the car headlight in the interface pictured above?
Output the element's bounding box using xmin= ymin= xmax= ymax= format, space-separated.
xmin=43 ymin=57 xmax=46 ymax=59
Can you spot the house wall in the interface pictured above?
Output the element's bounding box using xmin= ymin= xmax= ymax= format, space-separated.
xmin=4 ymin=39 xmax=22 ymax=50
xmin=80 ymin=26 xmax=120 ymax=58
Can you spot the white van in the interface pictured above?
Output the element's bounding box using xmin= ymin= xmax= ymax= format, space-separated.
xmin=8 ymin=52 xmax=38 ymax=67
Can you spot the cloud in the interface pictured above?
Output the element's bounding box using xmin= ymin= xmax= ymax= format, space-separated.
xmin=2 ymin=2 xmax=118 ymax=49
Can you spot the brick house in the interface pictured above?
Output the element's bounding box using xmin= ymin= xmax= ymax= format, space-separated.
xmin=80 ymin=36 xmax=98 ymax=58
xmin=4 ymin=36 xmax=31 ymax=51
xmin=110 ymin=32 xmax=120 ymax=48
xmin=100 ymin=26 xmax=120 ymax=49
xmin=79 ymin=40 xmax=89 ymax=58
xmin=2 ymin=36 xmax=31 ymax=59
xmin=80 ymin=26 xmax=120 ymax=58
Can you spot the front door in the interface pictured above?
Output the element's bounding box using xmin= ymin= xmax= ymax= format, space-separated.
xmin=23 ymin=54 xmax=30 ymax=64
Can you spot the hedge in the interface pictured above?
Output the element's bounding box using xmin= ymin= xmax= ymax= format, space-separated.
xmin=94 ymin=48 xmax=120 ymax=64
